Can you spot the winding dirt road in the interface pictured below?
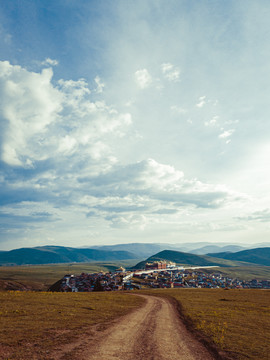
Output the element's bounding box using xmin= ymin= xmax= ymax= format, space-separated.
xmin=86 ymin=295 xmax=214 ymax=360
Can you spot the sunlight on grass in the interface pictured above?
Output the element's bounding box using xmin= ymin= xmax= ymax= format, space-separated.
xmin=143 ymin=288 xmax=270 ymax=360
xmin=0 ymin=291 xmax=144 ymax=359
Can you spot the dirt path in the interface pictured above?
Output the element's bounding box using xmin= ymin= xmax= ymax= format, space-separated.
xmin=84 ymin=294 xmax=214 ymax=360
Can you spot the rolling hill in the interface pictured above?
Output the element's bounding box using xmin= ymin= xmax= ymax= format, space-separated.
xmin=133 ymin=249 xmax=247 ymax=269
xmin=207 ymin=247 xmax=270 ymax=266
xmin=0 ymin=246 xmax=137 ymax=266
xmin=90 ymin=242 xmax=266 ymax=257
xmin=190 ymin=244 xmax=245 ymax=255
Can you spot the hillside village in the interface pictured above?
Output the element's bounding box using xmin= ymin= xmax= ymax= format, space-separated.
xmin=56 ymin=261 xmax=270 ymax=292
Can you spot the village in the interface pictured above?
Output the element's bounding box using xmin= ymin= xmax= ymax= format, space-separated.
xmin=58 ymin=261 xmax=270 ymax=292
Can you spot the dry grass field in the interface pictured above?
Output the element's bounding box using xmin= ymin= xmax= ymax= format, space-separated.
xmin=0 ymin=291 xmax=144 ymax=360
xmin=0 ymin=260 xmax=139 ymax=291
xmin=203 ymin=266 xmax=270 ymax=281
xmin=0 ymin=289 xmax=269 ymax=359
xmin=143 ymin=288 xmax=270 ymax=360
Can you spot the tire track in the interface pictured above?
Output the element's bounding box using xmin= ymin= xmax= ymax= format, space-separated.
xmin=86 ymin=294 xmax=214 ymax=360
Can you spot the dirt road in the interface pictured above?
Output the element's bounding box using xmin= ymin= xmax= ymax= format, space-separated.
xmin=86 ymin=295 xmax=214 ymax=360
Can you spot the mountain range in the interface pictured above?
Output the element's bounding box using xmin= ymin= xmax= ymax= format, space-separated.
xmin=207 ymin=247 xmax=270 ymax=266
xmin=133 ymin=247 xmax=270 ymax=268
xmin=0 ymin=246 xmax=137 ymax=266
xmin=0 ymin=243 xmax=269 ymax=267
xmin=133 ymin=250 xmax=246 ymax=269
xmin=90 ymin=242 xmax=270 ymax=256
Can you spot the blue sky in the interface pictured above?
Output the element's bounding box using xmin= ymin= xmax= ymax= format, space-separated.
xmin=1 ymin=0 xmax=270 ymax=250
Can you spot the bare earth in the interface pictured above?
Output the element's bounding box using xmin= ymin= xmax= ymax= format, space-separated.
xmin=82 ymin=295 xmax=214 ymax=360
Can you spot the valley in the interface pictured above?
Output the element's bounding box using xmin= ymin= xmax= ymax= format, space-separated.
xmin=0 ymin=243 xmax=269 ymax=359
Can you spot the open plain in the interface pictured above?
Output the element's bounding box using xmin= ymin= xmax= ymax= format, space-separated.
xmin=1 ymin=289 xmax=269 ymax=359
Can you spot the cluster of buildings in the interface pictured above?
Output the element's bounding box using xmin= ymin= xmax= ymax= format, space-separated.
xmin=59 ymin=266 xmax=139 ymax=292
xmin=133 ymin=268 xmax=270 ymax=289
xmin=58 ymin=261 xmax=270 ymax=292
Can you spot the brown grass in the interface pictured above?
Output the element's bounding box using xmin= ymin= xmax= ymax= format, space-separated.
xmin=0 ymin=261 xmax=138 ymax=291
xmin=0 ymin=291 xmax=144 ymax=359
xmin=141 ymin=288 xmax=270 ymax=359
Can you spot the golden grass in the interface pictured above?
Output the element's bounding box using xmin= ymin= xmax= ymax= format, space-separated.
xmin=142 ymin=288 xmax=270 ymax=359
xmin=0 ymin=260 xmax=139 ymax=291
xmin=0 ymin=291 xmax=144 ymax=359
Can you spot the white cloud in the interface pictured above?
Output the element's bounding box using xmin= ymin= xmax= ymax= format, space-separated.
xmin=41 ymin=58 xmax=59 ymax=67
xmin=2 ymin=2 xmax=270 ymax=248
xmin=0 ymin=61 xmax=132 ymax=173
xmin=81 ymin=158 xmax=243 ymax=213
xmin=94 ymin=76 xmax=105 ymax=93
xmin=134 ymin=69 xmax=152 ymax=89
xmin=58 ymin=135 xmax=77 ymax=154
xmin=205 ymin=115 xmax=219 ymax=127
xmin=0 ymin=61 xmax=63 ymax=166
xmin=219 ymin=129 xmax=235 ymax=139
xmin=133 ymin=158 xmax=184 ymax=190
xmin=161 ymin=63 xmax=180 ymax=82
xmin=105 ymin=213 xmax=148 ymax=230
xmin=196 ymin=96 xmax=206 ymax=108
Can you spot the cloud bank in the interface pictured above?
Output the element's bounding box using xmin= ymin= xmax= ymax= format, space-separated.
xmin=0 ymin=61 xmax=247 ymax=249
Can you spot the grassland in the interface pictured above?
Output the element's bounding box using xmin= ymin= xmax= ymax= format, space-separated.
xmin=206 ymin=265 xmax=270 ymax=281
xmin=1 ymin=264 xmax=270 ymax=359
xmin=142 ymin=288 xmax=270 ymax=360
xmin=0 ymin=261 xmax=269 ymax=291
xmin=0 ymin=291 xmax=144 ymax=359
xmin=0 ymin=288 xmax=269 ymax=359
xmin=0 ymin=260 xmax=140 ymax=291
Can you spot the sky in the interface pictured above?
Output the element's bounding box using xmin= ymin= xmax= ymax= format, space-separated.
xmin=1 ymin=0 xmax=270 ymax=250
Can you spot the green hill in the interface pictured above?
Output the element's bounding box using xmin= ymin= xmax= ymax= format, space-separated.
xmin=133 ymin=249 xmax=246 ymax=269
xmin=0 ymin=246 xmax=137 ymax=266
xmin=207 ymin=247 xmax=270 ymax=266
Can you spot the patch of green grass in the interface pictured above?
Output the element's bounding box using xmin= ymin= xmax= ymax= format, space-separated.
xmin=0 ymin=291 xmax=144 ymax=359
xmin=142 ymin=288 xmax=270 ymax=359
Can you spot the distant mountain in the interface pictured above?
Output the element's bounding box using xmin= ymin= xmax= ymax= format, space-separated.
xmin=88 ymin=242 xmax=265 ymax=257
xmin=133 ymin=249 xmax=245 ymax=269
xmin=89 ymin=243 xmax=177 ymax=258
xmin=207 ymin=247 xmax=270 ymax=266
xmin=190 ymin=245 xmax=245 ymax=255
xmin=0 ymin=246 xmax=137 ymax=266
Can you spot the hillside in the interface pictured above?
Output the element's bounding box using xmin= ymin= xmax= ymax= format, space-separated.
xmin=207 ymin=247 xmax=270 ymax=266
xmin=90 ymin=243 xmax=176 ymax=258
xmin=133 ymin=249 xmax=246 ymax=269
xmin=0 ymin=246 xmax=137 ymax=266
xmin=89 ymin=241 xmax=263 ymax=257
xmin=190 ymin=244 xmax=245 ymax=255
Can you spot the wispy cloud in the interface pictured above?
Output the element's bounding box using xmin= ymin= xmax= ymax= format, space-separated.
xmin=94 ymin=76 xmax=105 ymax=93
xmin=134 ymin=69 xmax=152 ymax=89
xmin=1 ymin=1 xmax=270 ymax=248
xmin=219 ymin=129 xmax=235 ymax=143
xmin=41 ymin=58 xmax=59 ymax=67
xmin=236 ymin=209 xmax=270 ymax=222
xmin=161 ymin=63 xmax=180 ymax=82
xmin=196 ymin=96 xmax=206 ymax=108
xmin=205 ymin=116 xmax=219 ymax=127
